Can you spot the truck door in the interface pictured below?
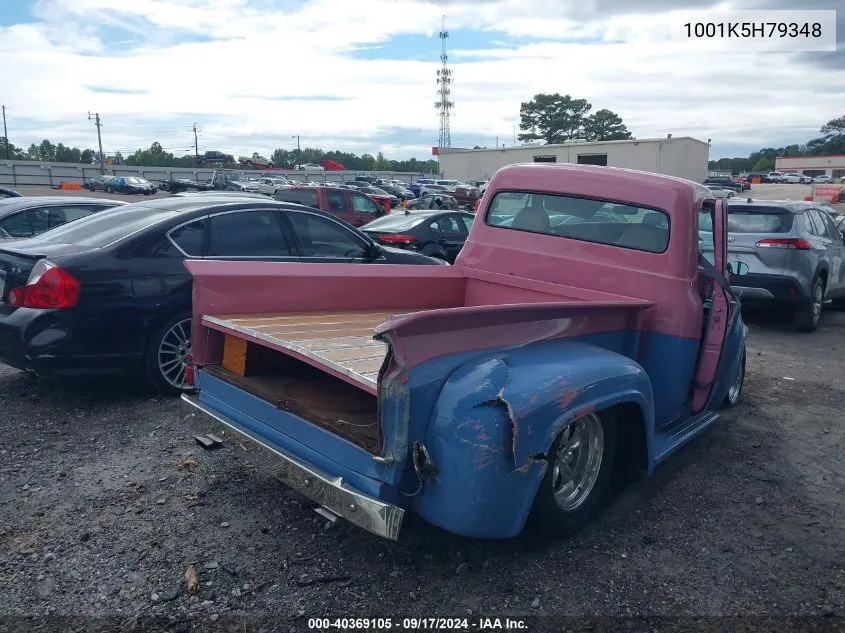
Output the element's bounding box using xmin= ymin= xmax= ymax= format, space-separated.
xmin=690 ymin=198 xmax=740 ymax=413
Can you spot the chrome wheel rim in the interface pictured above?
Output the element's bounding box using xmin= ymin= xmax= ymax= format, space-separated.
xmin=551 ymin=413 xmax=604 ymax=512
xmin=157 ymin=318 xmax=192 ymax=389
xmin=812 ymin=283 xmax=823 ymax=325
xmin=727 ymin=352 xmax=744 ymax=403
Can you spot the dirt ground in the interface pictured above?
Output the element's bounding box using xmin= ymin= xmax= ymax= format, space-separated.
xmin=1 ymin=180 xmax=844 ymax=632
xmin=1 ymin=305 xmax=844 ymax=632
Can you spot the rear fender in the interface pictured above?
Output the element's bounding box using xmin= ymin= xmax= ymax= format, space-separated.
xmin=412 ymin=340 xmax=655 ymax=538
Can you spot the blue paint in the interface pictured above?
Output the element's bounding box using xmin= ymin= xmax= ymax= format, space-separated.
xmin=410 ymin=340 xmax=654 ymax=538
xmin=195 ymin=371 xmax=403 ymax=502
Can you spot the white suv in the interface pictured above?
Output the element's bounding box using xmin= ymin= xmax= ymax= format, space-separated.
xmin=257 ymin=176 xmax=290 ymax=195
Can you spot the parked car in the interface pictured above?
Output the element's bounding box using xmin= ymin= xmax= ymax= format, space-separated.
xmin=360 ymin=210 xmax=474 ymax=263
xmin=106 ymin=176 xmax=156 ymax=195
xmin=700 ymin=199 xmax=845 ymax=331
xmin=420 ymin=183 xmax=451 ymax=197
xmin=744 ymin=172 xmax=771 ymax=184
xmin=274 ymin=185 xmax=390 ymax=226
xmin=0 ymin=196 xmax=124 ymax=240
xmin=352 ymin=186 xmax=398 ymax=210
xmin=0 ymin=196 xmax=445 ymax=394
xmin=703 ymin=177 xmax=742 ymax=192
xmin=179 ymin=162 xmax=746 ymax=541
xmin=0 ymin=187 xmax=22 ymax=199
xmin=406 ymin=194 xmax=459 ymax=210
xmin=238 ymin=153 xmax=273 ymax=168
xmin=452 ymin=185 xmax=482 ymax=209
xmin=297 ymin=163 xmax=325 ymax=171
xmin=198 ymin=151 xmax=235 ymax=166
xmin=781 ymin=172 xmax=811 ymax=184
xmin=256 ymin=176 xmax=290 ymax=196
xmin=705 ymin=185 xmax=735 ymax=198
xmin=375 ymin=183 xmax=414 ymax=202
xmin=813 ymin=175 xmax=833 ymax=184
xmin=766 ymin=171 xmax=786 ymax=183
xmin=85 ymin=174 xmax=115 ymax=191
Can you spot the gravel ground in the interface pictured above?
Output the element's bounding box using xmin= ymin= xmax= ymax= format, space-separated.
xmin=1 ymin=307 xmax=844 ymax=632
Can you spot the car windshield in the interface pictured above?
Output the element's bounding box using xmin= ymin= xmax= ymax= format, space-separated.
xmin=361 ymin=214 xmax=431 ymax=231
xmin=126 ymin=177 xmax=146 ymax=184
xmin=34 ymin=204 xmax=184 ymax=247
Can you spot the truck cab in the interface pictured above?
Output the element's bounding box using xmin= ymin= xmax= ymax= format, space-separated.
xmin=179 ymin=163 xmax=746 ymax=541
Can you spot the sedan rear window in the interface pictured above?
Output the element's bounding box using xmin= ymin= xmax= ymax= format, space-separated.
xmin=726 ymin=206 xmax=794 ymax=233
xmin=35 ymin=206 xmax=180 ymax=247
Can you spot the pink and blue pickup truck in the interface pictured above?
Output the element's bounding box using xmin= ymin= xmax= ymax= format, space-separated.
xmin=179 ymin=163 xmax=747 ymax=541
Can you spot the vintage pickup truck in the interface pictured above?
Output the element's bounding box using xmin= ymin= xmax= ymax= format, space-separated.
xmin=179 ymin=163 xmax=747 ymax=541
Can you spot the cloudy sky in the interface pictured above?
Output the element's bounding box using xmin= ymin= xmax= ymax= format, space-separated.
xmin=0 ymin=0 xmax=841 ymax=161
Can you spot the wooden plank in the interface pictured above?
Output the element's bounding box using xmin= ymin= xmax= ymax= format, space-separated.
xmin=319 ymin=344 xmax=387 ymax=362
xmin=222 ymin=334 xmax=248 ymax=376
xmin=267 ymin=327 xmax=379 ymax=341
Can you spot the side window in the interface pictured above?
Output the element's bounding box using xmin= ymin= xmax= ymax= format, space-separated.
xmin=326 ymin=191 xmax=348 ymax=213
xmin=350 ymin=194 xmax=379 ymax=214
xmin=28 ymin=208 xmax=56 ymax=234
xmin=287 ymin=212 xmax=368 ymax=258
xmin=804 ymin=211 xmax=823 ymax=237
xmin=207 ymin=210 xmax=291 ymax=257
xmin=458 ymin=215 xmax=474 ymax=233
xmin=429 ymin=215 xmax=461 ymax=233
xmin=0 ymin=211 xmax=32 ymax=237
xmin=698 ymin=203 xmax=716 ymax=266
xmin=276 ymin=189 xmax=320 ymax=208
xmin=168 ymin=220 xmax=206 ymax=256
xmin=62 ymin=205 xmax=105 ymax=223
xmin=819 ymin=212 xmax=842 ymax=240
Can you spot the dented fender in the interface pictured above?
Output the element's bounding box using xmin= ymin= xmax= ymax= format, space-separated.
xmin=410 ymin=340 xmax=654 ymax=539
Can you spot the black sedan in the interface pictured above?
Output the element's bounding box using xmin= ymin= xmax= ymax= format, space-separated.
xmin=360 ymin=210 xmax=474 ymax=263
xmin=0 ymin=196 xmax=124 ymax=240
xmin=0 ymin=196 xmax=445 ymax=394
xmin=0 ymin=187 xmax=22 ymax=199
xmin=105 ymin=176 xmax=157 ymax=195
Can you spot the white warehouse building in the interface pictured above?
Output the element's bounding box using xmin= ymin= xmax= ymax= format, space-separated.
xmin=437 ymin=136 xmax=710 ymax=184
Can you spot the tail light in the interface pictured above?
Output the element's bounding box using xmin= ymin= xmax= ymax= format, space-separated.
xmin=379 ymin=234 xmax=417 ymax=244
xmin=755 ymin=238 xmax=812 ymax=250
xmin=185 ymin=353 xmax=195 ymax=387
xmin=8 ymin=260 xmax=80 ymax=309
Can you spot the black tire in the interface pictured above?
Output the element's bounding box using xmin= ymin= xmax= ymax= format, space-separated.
xmin=528 ymin=410 xmax=618 ymax=537
xmin=144 ymin=311 xmax=193 ymax=395
xmin=105 ymin=186 xmax=113 ymax=193
xmin=794 ymin=276 xmax=824 ymax=332
xmin=720 ymin=346 xmax=745 ymax=409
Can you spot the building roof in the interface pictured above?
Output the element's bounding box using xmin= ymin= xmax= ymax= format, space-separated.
xmin=439 ymin=136 xmax=709 ymax=154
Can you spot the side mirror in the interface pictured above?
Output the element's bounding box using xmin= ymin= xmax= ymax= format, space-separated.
xmin=369 ymin=242 xmax=384 ymax=259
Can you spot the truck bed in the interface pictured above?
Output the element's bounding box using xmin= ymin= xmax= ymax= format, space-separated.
xmin=202 ymin=311 xmax=401 ymax=394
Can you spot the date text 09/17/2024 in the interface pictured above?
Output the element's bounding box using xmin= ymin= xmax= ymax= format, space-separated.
xmin=307 ymin=618 xmax=528 ymax=630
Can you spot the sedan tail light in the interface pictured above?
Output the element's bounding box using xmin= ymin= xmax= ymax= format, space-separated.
xmin=8 ymin=260 xmax=80 ymax=309
xmin=755 ymin=238 xmax=812 ymax=250
xmin=379 ymin=234 xmax=417 ymax=244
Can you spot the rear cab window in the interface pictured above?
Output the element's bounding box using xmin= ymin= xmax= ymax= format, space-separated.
xmin=485 ymin=191 xmax=670 ymax=253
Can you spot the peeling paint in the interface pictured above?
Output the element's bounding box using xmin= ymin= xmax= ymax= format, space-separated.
xmin=556 ymin=388 xmax=583 ymax=412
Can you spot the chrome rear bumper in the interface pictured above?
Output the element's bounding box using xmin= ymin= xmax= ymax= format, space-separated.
xmin=179 ymin=394 xmax=404 ymax=540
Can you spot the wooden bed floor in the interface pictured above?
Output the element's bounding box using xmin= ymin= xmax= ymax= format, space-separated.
xmin=202 ymin=311 xmax=404 ymax=392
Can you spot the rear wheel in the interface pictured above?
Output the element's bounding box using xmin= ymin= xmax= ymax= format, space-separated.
xmin=145 ymin=312 xmax=193 ymax=395
xmin=105 ymin=186 xmax=113 ymax=193
xmin=721 ymin=346 xmax=745 ymax=408
xmin=794 ymin=277 xmax=824 ymax=332
xmin=529 ymin=411 xmax=617 ymax=536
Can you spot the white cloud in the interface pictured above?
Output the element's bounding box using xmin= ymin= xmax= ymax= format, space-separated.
xmin=0 ymin=0 xmax=842 ymax=160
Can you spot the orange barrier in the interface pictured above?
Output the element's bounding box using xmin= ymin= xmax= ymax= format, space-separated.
xmin=751 ymin=177 xmax=761 ymax=184
xmin=59 ymin=182 xmax=82 ymax=190
xmin=812 ymin=184 xmax=842 ymax=204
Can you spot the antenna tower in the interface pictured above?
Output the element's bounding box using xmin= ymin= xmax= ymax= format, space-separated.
xmin=435 ymin=15 xmax=453 ymax=148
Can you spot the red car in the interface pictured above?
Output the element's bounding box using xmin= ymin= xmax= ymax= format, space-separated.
xmin=273 ymin=185 xmax=389 ymax=227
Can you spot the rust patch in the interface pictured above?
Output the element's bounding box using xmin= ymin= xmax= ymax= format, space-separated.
xmin=555 ymin=388 xmax=583 ymax=412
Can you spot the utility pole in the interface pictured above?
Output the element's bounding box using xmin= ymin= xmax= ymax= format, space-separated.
xmin=292 ymin=134 xmax=300 ymax=169
xmin=192 ymin=123 xmax=199 ymax=163
xmin=88 ymin=112 xmax=104 ymax=173
xmin=2 ymin=105 xmax=8 ymax=160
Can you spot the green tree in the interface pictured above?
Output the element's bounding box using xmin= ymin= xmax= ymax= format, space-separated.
xmin=518 ymin=93 xmax=592 ymax=144
xmin=374 ymin=151 xmax=389 ymax=170
xmin=820 ymin=115 xmax=845 ymax=140
xmin=752 ymin=156 xmax=775 ymax=172
xmin=583 ymin=109 xmax=632 ymax=142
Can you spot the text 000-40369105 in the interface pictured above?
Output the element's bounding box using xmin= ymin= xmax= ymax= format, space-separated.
xmin=670 ymin=10 xmax=837 ymax=52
